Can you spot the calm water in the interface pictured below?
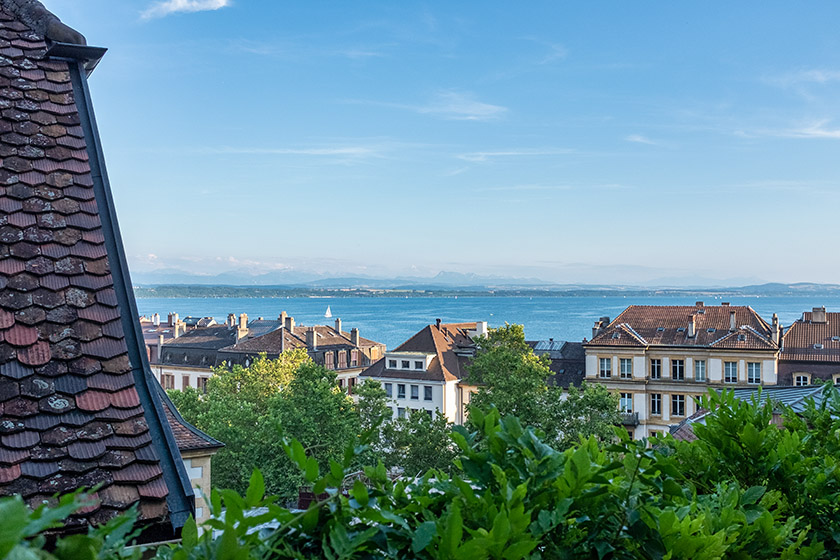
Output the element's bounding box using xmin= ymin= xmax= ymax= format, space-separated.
xmin=135 ymin=295 xmax=840 ymax=350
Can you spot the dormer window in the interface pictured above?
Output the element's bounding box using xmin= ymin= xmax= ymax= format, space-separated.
xmin=401 ymin=360 xmax=410 ymax=369
xmin=656 ymin=327 xmax=665 ymax=332
xmin=414 ymin=361 xmax=423 ymax=370
xmin=611 ymin=333 xmax=620 ymax=339
xmin=388 ymin=359 xmax=397 ymax=368
xmin=677 ymin=327 xmax=686 ymax=333
xmin=815 ymin=343 xmax=824 ymax=350
xmin=707 ymin=328 xmax=716 ymax=333
xmin=737 ymin=334 xmax=746 ymax=342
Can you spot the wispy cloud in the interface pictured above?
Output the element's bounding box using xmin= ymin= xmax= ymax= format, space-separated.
xmin=353 ymin=90 xmax=507 ymax=121
xmin=141 ymin=0 xmax=230 ymax=19
xmin=742 ymin=119 xmax=840 ymax=139
xmin=457 ymin=148 xmax=576 ymax=162
xmin=203 ymin=146 xmax=382 ymax=156
xmin=767 ymin=69 xmax=840 ymax=88
xmin=625 ymin=134 xmax=658 ymax=145
xmin=231 ymin=39 xmax=389 ymax=60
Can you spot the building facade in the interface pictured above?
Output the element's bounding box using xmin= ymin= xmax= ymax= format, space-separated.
xmin=360 ymin=320 xmax=487 ymax=424
xmin=216 ymin=315 xmax=385 ymax=391
xmin=584 ymin=303 xmax=781 ymax=438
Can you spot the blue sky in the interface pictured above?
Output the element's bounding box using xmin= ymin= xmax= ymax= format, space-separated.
xmin=41 ymin=1 xmax=840 ymax=285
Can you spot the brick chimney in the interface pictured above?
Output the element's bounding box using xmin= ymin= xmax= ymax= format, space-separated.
xmin=237 ymin=313 xmax=248 ymax=342
xmin=351 ymin=327 xmax=360 ymax=346
xmin=285 ymin=316 xmax=295 ymax=332
xmin=306 ymin=328 xmax=317 ymax=350
xmin=688 ymin=315 xmax=696 ymax=338
xmin=729 ymin=310 xmax=736 ymax=332
xmin=812 ymin=307 xmax=827 ymax=324
xmin=335 ymin=317 xmax=342 ymax=334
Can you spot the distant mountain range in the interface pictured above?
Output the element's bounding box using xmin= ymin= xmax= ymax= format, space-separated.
xmin=129 ymin=266 xmax=840 ymax=298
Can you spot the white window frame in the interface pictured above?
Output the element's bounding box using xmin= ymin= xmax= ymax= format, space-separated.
xmin=619 ymin=358 xmax=633 ymax=379
xmin=747 ymin=362 xmax=761 ymax=384
xmin=795 ymin=374 xmax=810 ymax=387
xmin=724 ymin=361 xmax=737 ymax=384
xmin=599 ymin=357 xmax=612 ymax=378
xmin=694 ymin=360 xmax=706 ymax=382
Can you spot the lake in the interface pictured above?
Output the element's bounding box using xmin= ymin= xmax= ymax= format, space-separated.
xmin=134 ymin=295 xmax=840 ymax=350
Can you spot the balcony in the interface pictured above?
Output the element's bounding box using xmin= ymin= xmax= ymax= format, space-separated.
xmin=620 ymin=412 xmax=639 ymax=426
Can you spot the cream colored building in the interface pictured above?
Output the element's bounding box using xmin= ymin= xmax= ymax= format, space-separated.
xmin=584 ymin=303 xmax=781 ymax=438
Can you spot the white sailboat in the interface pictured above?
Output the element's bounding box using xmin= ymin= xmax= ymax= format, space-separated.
xmin=324 ymin=306 xmax=332 ymax=318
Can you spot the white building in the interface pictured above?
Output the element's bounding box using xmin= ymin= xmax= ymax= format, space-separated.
xmin=360 ymin=320 xmax=488 ymax=424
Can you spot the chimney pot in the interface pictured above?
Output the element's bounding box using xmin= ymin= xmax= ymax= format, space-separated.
xmin=772 ymin=313 xmax=780 ymax=344
xmin=436 ymin=318 xmax=442 ymax=329
xmin=153 ymin=313 xmax=160 ymax=326
xmin=227 ymin=313 xmax=235 ymax=328
xmin=696 ymin=301 xmax=704 ymax=307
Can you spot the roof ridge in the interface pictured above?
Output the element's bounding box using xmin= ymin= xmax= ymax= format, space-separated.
xmin=0 ymin=0 xmax=85 ymax=44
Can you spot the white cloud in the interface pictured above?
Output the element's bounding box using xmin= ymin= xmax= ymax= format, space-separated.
xmin=141 ymin=0 xmax=230 ymax=20
xmin=625 ymin=134 xmax=657 ymax=145
xmin=417 ymin=91 xmax=507 ymax=121
xmin=457 ymin=148 xmax=576 ymax=162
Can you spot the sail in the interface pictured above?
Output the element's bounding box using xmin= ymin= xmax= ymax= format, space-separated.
xmin=325 ymin=306 xmax=332 ymax=318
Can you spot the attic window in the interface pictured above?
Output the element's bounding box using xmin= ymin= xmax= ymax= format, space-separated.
xmin=738 ymin=334 xmax=746 ymax=342
xmin=707 ymin=328 xmax=716 ymax=333
xmin=677 ymin=327 xmax=686 ymax=333
xmin=832 ymin=336 xmax=840 ymax=342
xmin=815 ymin=344 xmax=824 ymax=350
xmin=611 ymin=333 xmax=620 ymax=339
xmin=697 ymin=309 xmax=706 ymax=314
xmin=656 ymin=327 xmax=665 ymax=332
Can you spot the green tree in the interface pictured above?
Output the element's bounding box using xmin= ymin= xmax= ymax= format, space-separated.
xmin=468 ymin=323 xmax=619 ymax=447
xmin=382 ymin=411 xmax=457 ymax=477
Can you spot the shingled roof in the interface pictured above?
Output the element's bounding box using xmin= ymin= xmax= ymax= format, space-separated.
xmin=781 ymin=309 xmax=840 ymax=363
xmin=0 ymin=0 xmax=193 ymax=539
xmin=586 ymin=304 xmax=777 ymax=351
xmin=360 ymin=322 xmax=477 ymax=382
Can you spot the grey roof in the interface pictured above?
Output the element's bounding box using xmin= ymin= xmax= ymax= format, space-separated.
xmin=729 ymin=385 xmax=827 ymax=414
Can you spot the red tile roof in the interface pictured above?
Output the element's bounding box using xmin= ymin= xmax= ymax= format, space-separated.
xmin=360 ymin=322 xmax=477 ymax=382
xmin=781 ymin=311 xmax=840 ymax=363
xmin=585 ymin=305 xmax=777 ymax=351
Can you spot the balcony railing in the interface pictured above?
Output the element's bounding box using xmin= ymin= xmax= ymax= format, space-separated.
xmin=620 ymin=412 xmax=639 ymax=426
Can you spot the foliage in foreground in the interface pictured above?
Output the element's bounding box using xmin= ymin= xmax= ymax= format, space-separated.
xmin=9 ymin=386 xmax=840 ymax=559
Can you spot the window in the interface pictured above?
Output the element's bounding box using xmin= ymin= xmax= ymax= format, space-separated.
xmin=672 ymin=394 xmax=685 ymax=417
xmin=338 ymin=350 xmax=347 ymax=369
xmin=161 ymin=374 xmax=174 ymax=390
xmin=397 ymin=407 xmax=405 ymax=419
xmin=182 ymin=375 xmax=190 ymax=389
xmin=619 ymin=393 xmax=633 ymax=413
xmin=388 ymin=359 xmax=397 ymax=369
xmin=197 ymin=377 xmax=209 ymax=393
xmin=384 ymin=383 xmax=393 ymax=398
xmin=401 ymin=360 xmax=410 ymax=369
xmin=834 ymin=374 xmax=840 ymax=385
xmin=599 ymin=357 xmax=612 ymax=378
xmin=338 ymin=379 xmax=344 ymax=388
xmin=397 ymin=384 xmax=406 ymax=399
xmin=650 ymin=359 xmax=661 ymax=380
xmin=410 ymin=385 xmax=419 ymax=400
xmin=325 ymin=351 xmax=334 ymax=370
xmin=425 ymin=409 xmax=433 ymax=419
xmin=350 ymin=350 xmax=358 ymax=367
xmin=795 ymin=374 xmax=810 ymax=387
xmin=694 ymin=360 xmax=706 ymax=382
xmin=724 ymin=362 xmax=737 ymax=384
xmin=650 ymin=393 xmax=662 ymax=415
xmin=620 ymin=358 xmax=633 ymax=379
xmin=672 ymin=359 xmax=684 ymax=381
xmin=747 ymin=362 xmax=761 ymax=384
xmin=414 ymin=360 xmax=424 ymax=370
xmin=424 ymin=385 xmax=432 ymax=401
